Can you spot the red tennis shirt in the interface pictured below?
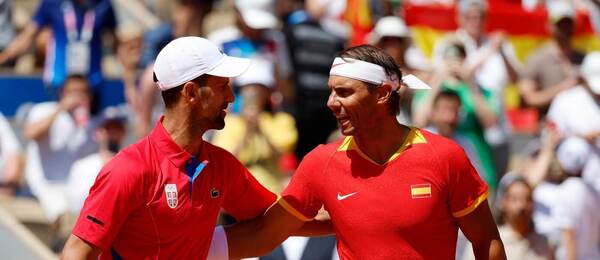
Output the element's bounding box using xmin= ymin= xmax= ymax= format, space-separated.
xmin=281 ymin=128 xmax=488 ymax=259
xmin=72 ymin=118 xmax=277 ymax=259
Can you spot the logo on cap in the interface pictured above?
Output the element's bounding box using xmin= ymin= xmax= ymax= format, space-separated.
xmin=165 ymin=184 xmax=178 ymax=208
xmin=210 ymin=188 xmax=220 ymax=199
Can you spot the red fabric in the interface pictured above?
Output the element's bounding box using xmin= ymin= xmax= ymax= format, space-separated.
xmin=404 ymin=3 xmax=595 ymax=36
xmin=73 ymin=117 xmax=276 ymax=259
xmin=282 ymin=130 xmax=488 ymax=259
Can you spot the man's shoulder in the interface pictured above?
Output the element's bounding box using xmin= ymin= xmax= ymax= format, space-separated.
xmin=102 ymin=138 xmax=155 ymax=176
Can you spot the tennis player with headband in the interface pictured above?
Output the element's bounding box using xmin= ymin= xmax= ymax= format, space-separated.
xmin=213 ymin=45 xmax=506 ymax=260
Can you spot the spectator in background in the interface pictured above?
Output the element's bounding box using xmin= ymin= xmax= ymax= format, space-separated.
xmin=66 ymin=106 xmax=126 ymax=214
xmin=523 ymin=133 xmax=600 ymax=260
xmin=279 ymin=0 xmax=344 ymax=160
xmin=552 ymin=137 xmax=600 ymax=260
xmin=305 ymin=0 xmax=349 ymax=40
xmin=413 ymin=41 xmax=499 ymax=191
xmin=0 ymin=0 xmax=116 ymax=90
xmin=434 ymin=0 xmax=521 ymax=177
xmin=209 ymin=0 xmax=291 ymax=113
xmin=0 ymin=0 xmax=15 ymax=53
xmin=546 ymin=52 xmax=600 ymax=193
xmin=368 ymin=16 xmax=431 ymax=124
xmin=122 ymin=0 xmax=215 ymax=138
xmin=212 ymin=59 xmax=297 ymax=194
xmin=0 ymin=112 xmax=23 ymax=196
xmin=426 ymin=90 xmax=487 ymax=181
xmin=464 ymin=175 xmax=552 ymax=260
xmin=23 ymin=74 xmax=97 ymax=223
xmin=518 ymin=1 xmax=584 ymax=118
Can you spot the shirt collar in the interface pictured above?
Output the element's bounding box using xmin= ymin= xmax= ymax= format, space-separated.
xmin=149 ymin=116 xmax=196 ymax=168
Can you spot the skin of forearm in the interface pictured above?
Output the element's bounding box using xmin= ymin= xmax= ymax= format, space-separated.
xmin=291 ymin=220 xmax=334 ymax=237
xmin=471 ymin=94 xmax=498 ymax=129
xmin=225 ymin=220 xmax=287 ymax=259
xmin=523 ymin=147 xmax=554 ymax=187
xmin=2 ymin=153 xmax=23 ymax=184
xmin=522 ymin=80 xmax=573 ymax=108
xmin=24 ymin=108 xmax=62 ymax=140
xmin=473 ymin=239 xmax=507 ymax=260
xmin=0 ymin=24 xmax=38 ymax=64
xmin=562 ymin=229 xmax=576 ymax=260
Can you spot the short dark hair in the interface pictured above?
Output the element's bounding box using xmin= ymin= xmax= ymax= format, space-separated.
xmin=433 ymin=89 xmax=461 ymax=106
xmin=338 ymin=45 xmax=403 ymax=115
xmin=156 ymin=72 xmax=208 ymax=108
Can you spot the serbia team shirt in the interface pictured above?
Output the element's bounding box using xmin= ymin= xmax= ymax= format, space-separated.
xmin=281 ymin=128 xmax=488 ymax=259
xmin=72 ymin=118 xmax=277 ymax=259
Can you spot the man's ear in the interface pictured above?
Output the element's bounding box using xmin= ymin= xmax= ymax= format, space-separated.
xmin=182 ymin=81 xmax=198 ymax=103
xmin=376 ymin=83 xmax=393 ymax=105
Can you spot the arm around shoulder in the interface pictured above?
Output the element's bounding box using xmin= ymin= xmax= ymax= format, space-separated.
xmin=225 ymin=200 xmax=307 ymax=259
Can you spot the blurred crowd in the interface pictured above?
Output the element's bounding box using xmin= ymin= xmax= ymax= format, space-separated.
xmin=0 ymin=0 xmax=599 ymax=259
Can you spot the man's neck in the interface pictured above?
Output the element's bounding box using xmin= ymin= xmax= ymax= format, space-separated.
xmin=162 ymin=110 xmax=206 ymax=156
xmin=353 ymin=117 xmax=411 ymax=165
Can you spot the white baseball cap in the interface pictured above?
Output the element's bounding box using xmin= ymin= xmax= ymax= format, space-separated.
xmin=153 ymin=37 xmax=251 ymax=91
xmin=547 ymin=1 xmax=575 ymax=23
xmin=368 ymin=16 xmax=409 ymax=44
xmin=235 ymin=0 xmax=277 ymax=30
xmin=581 ymin=52 xmax=600 ymax=95
xmin=234 ymin=58 xmax=275 ymax=88
xmin=556 ymin=137 xmax=591 ymax=174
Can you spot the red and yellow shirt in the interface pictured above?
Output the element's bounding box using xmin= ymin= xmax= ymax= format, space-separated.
xmin=282 ymin=128 xmax=488 ymax=259
xmin=73 ymin=118 xmax=277 ymax=259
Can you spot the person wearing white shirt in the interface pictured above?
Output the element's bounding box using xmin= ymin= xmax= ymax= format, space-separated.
xmin=432 ymin=0 xmax=521 ymax=176
xmin=0 ymin=112 xmax=22 ymax=196
xmin=23 ymin=75 xmax=97 ymax=223
xmin=67 ymin=107 xmax=127 ymax=214
xmin=547 ymin=52 xmax=600 ymax=193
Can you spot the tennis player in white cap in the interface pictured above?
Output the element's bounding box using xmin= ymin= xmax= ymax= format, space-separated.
xmin=61 ymin=37 xmax=285 ymax=259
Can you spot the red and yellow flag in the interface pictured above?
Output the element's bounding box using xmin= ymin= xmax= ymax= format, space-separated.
xmin=404 ymin=3 xmax=600 ymax=62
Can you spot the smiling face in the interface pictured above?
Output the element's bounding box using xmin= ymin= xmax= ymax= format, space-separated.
xmin=327 ymin=75 xmax=381 ymax=136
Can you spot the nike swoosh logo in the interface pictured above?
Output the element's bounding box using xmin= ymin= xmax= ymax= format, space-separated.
xmin=337 ymin=192 xmax=358 ymax=201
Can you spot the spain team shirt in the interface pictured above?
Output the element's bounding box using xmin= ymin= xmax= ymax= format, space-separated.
xmin=281 ymin=128 xmax=488 ymax=259
xmin=72 ymin=118 xmax=277 ymax=259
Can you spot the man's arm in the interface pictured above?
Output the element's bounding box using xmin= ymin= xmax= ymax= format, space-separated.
xmin=518 ymin=78 xmax=576 ymax=108
xmin=60 ymin=234 xmax=102 ymax=260
xmin=0 ymin=23 xmax=39 ymax=65
xmin=457 ymin=200 xmax=506 ymax=260
xmin=225 ymin=200 xmax=333 ymax=259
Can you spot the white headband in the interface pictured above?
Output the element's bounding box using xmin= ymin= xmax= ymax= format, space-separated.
xmin=329 ymin=57 xmax=431 ymax=90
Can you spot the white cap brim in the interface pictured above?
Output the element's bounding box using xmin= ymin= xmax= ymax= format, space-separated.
xmin=206 ymin=56 xmax=252 ymax=78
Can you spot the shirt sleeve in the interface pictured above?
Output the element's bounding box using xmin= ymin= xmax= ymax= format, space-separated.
xmin=71 ymin=156 xmax=147 ymax=251
xmin=32 ymin=0 xmax=52 ymax=27
xmin=447 ymin=144 xmax=489 ymax=218
xmin=280 ymin=148 xmax=325 ymax=221
xmin=221 ymin=152 xmax=277 ymax=221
